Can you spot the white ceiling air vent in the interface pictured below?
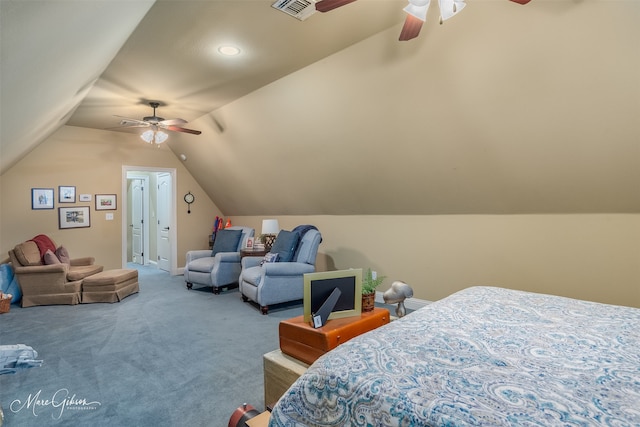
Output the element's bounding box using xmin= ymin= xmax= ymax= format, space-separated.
xmin=272 ymin=0 xmax=317 ymax=21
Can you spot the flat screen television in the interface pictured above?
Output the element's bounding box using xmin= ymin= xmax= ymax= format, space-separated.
xmin=303 ymin=269 xmax=362 ymax=324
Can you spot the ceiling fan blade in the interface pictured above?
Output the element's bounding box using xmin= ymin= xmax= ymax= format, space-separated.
xmin=508 ymin=0 xmax=532 ymax=4
xmin=119 ymin=121 xmax=150 ymax=128
xmin=106 ymin=125 xmax=149 ymax=131
xmin=315 ymin=0 xmax=358 ymax=13
xmin=159 ymin=118 xmax=188 ymax=126
xmin=399 ymin=14 xmax=424 ymax=41
xmin=113 ymin=104 xmax=200 ymax=135
xmin=163 ymin=125 xmax=202 ymax=135
xmin=113 ymin=115 xmax=149 ymax=127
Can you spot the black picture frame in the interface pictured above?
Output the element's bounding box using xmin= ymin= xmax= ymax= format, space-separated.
xmin=58 ymin=186 xmax=76 ymax=203
xmin=58 ymin=206 xmax=90 ymax=229
xmin=31 ymin=188 xmax=55 ymax=210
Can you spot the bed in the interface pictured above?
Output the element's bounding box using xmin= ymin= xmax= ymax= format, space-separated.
xmin=269 ymin=286 xmax=640 ymax=426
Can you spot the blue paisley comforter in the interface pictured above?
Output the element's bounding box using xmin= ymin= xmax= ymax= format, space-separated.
xmin=269 ymin=286 xmax=640 ymax=426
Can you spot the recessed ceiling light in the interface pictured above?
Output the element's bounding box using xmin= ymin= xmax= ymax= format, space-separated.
xmin=218 ymin=45 xmax=241 ymax=56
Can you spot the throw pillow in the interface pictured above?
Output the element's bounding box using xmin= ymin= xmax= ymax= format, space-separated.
xmin=260 ymin=252 xmax=279 ymax=266
xmin=13 ymin=241 xmax=42 ymax=266
xmin=211 ymin=229 xmax=243 ymax=256
xmin=269 ymin=230 xmax=300 ymax=262
xmin=43 ymin=249 xmax=61 ymax=265
xmin=55 ymin=246 xmax=71 ymax=265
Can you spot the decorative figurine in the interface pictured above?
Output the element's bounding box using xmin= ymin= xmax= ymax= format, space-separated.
xmin=383 ymin=281 xmax=414 ymax=318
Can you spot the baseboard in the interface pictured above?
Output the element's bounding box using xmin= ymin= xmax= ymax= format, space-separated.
xmin=374 ymin=291 xmax=431 ymax=311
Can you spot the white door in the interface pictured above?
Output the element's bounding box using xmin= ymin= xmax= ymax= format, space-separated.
xmin=131 ymin=179 xmax=145 ymax=265
xmin=157 ymin=173 xmax=171 ymax=272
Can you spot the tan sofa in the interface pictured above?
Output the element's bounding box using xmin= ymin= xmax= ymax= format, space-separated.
xmin=8 ymin=239 xmax=103 ymax=307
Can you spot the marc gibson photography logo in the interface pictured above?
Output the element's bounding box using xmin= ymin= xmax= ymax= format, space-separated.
xmin=10 ymin=388 xmax=101 ymax=420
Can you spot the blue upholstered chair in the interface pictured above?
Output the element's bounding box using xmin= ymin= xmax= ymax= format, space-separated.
xmin=239 ymin=228 xmax=322 ymax=314
xmin=184 ymin=226 xmax=254 ymax=294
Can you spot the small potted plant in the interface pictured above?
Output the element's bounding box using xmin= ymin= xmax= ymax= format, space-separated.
xmin=361 ymin=268 xmax=386 ymax=312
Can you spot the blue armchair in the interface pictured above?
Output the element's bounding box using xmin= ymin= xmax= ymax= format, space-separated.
xmin=184 ymin=226 xmax=254 ymax=294
xmin=239 ymin=228 xmax=322 ymax=314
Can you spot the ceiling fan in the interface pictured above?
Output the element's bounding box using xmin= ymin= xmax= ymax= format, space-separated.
xmin=314 ymin=0 xmax=532 ymax=41
xmin=114 ymin=102 xmax=202 ymax=137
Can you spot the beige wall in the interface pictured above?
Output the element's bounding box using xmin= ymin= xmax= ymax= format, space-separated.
xmin=2 ymin=126 xmax=639 ymax=308
xmin=0 ymin=125 xmax=223 ymax=270
xmin=233 ymin=215 xmax=640 ymax=308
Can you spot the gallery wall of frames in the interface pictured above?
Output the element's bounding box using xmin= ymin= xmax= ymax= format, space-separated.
xmin=31 ymin=186 xmax=117 ymax=229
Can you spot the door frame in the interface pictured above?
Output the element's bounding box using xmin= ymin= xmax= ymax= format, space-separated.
xmin=121 ymin=165 xmax=178 ymax=275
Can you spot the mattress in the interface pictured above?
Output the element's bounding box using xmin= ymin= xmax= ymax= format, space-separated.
xmin=269 ymin=286 xmax=640 ymax=426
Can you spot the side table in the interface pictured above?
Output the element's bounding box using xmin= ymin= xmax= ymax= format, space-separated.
xmin=263 ymin=349 xmax=309 ymax=408
xmin=240 ymin=249 xmax=268 ymax=259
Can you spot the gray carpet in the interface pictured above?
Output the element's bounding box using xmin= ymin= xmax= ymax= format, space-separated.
xmin=0 ymin=265 xmax=303 ymax=426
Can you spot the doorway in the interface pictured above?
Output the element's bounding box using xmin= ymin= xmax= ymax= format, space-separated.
xmin=121 ymin=166 xmax=178 ymax=274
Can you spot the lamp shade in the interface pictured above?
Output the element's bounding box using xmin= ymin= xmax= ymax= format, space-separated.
xmin=261 ymin=219 xmax=280 ymax=235
xmin=141 ymin=129 xmax=168 ymax=144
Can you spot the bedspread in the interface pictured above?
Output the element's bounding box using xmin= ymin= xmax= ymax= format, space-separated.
xmin=269 ymin=286 xmax=640 ymax=426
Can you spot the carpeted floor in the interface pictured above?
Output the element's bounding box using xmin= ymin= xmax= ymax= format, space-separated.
xmin=0 ymin=265 xmax=303 ymax=426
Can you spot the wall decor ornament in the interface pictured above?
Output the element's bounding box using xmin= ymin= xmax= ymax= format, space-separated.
xmin=31 ymin=188 xmax=54 ymax=210
xmin=184 ymin=191 xmax=195 ymax=214
xmin=95 ymin=194 xmax=117 ymax=211
xmin=59 ymin=206 xmax=90 ymax=229
xmin=58 ymin=186 xmax=76 ymax=203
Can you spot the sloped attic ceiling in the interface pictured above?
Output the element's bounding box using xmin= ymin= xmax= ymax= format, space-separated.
xmin=168 ymin=0 xmax=640 ymax=215
xmin=0 ymin=0 xmax=156 ymax=171
xmin=0 ymin=0 xmax=405 ymax=173
xmin=2 ymin=0 xmax=639 ymax=216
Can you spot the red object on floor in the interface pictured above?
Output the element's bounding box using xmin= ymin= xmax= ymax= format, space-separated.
xmin=228 ymin=403 xmax=260 ymax=427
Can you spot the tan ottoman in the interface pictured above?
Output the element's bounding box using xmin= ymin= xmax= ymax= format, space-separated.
xmin=82 ymin=269 xmax=139 ymax=303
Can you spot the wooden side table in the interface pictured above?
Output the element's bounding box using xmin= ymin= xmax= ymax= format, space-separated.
xmin=240 ymin=249 xmax=268 ymax=259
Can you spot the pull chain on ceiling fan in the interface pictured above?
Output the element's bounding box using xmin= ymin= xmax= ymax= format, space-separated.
xmin=315 ymin=0 xmax=532 ymax=41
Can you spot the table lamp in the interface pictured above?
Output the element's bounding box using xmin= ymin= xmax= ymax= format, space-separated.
xmin=261 ymin=219 xmax=280 ymax=251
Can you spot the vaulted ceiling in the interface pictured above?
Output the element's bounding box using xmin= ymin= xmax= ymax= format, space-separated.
xmin=2 ymin=0 xmax=639 ymax=215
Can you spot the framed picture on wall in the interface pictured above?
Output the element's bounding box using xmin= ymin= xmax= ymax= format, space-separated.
xmin=31 ymin=188 xmax=54 ymax=210
xmin=95 ymin=194 xmax=117 ymax=210
xmin=59 ymin=186 xmax=76 ymax=203
xmin=79 ymin=194 xmax=92 ymax=202
xmin=59 ymin=206 xmax=90 ymax=229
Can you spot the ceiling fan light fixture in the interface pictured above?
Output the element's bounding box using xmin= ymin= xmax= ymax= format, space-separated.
xmin=141 ymin=129 xmax=169 ymax=144
xmin=439 ymin=0 xmax=466 ymax=22
xmin=404 ymin=0 xmax=430 ymax=21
